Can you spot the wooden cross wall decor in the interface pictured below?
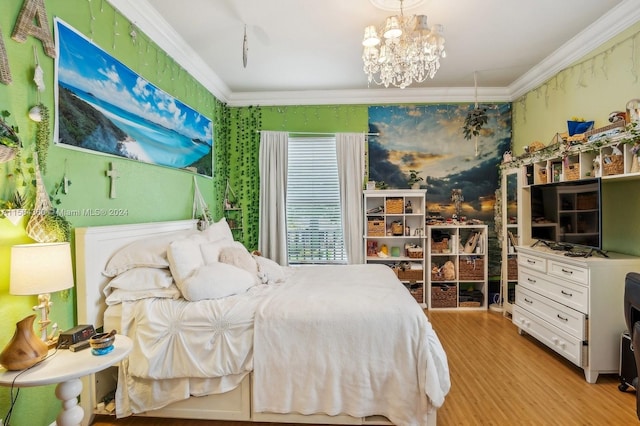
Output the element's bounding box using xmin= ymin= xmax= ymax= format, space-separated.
xmin=106 ymin=162 xmax=119 ymax=199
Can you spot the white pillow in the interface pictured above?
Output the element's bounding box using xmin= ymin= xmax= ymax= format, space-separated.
xmin=103 ymin=267 xmax=174 ymax=296
xmin=167 ymin=234 xmax=208 ymax=286
xmin=254 ymin=255 xmax=287 ymax=284
xmin=105 ymin=284 xmax=182 ymax=305
xmin=103 ymin=230 xmax=196 ymax=277
xmin=219 ymin=242 xmax=258 ymax=276
xmin=202 ymin=217 xmax=234 ymax=243
xmin=179 ymin=263 xmax=256 ymax=301
xmin=200 ymin=240 xmax=236 ymax=264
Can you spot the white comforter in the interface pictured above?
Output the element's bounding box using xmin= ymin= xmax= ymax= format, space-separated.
xmin=253 ymin=264 xmax=450 ymax=426
xmin=114 ymin=264 xmax=450 ymax=424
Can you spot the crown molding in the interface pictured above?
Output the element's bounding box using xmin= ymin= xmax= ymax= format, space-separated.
xmin=107 ymin=0 xmax=231 ymax=102
xmin=226 ymin=87 xmax=512 ymax=107
xmin=508 ymin=0 xmax=640 ymax=100
xmin=107 ymin=0 xmax=639 ymax=107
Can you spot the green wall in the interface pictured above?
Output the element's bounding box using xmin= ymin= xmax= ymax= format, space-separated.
xmin=0 ymin=1 xmax=221 ymax=424
xmin=513 ymin=21 xmax=640 ymax=255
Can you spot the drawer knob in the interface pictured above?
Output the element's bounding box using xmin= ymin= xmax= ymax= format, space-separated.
xmin=524 ymin=298 xmax=533 ymax=304
xmin=561 ymin=290 xmax=573 ymax=297
xmin=557 ymin=314 xmax=568 ymax=322
xmin=561 ymin=268 xmax=573 ymax=275
xmin=527 ymin=259 xmax=536 ymax=264
xmin=527 ymin=278 xmax=536 ymax=284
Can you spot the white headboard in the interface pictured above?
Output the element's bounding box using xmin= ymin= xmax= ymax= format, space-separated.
xmin=75 ymin=219 xmax=198 ymax=329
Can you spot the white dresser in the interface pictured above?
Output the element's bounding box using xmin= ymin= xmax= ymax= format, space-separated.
xmin=513 ymin=246 xmax=640 ymax=383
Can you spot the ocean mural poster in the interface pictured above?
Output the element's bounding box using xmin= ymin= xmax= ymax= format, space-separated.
xmin=54 ymin=19 xmax=213 ymax=177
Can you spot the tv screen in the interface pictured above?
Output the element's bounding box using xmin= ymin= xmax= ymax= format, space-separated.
xmin=530 ymin=178 xmax=602 ymax=250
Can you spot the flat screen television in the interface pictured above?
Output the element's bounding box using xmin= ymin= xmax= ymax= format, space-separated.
xmin=530 ymin=178 xmax=602 ymax=250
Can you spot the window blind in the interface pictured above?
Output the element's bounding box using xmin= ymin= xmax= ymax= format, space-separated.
xmin=286 ymin=137 xmax=346 ymax=264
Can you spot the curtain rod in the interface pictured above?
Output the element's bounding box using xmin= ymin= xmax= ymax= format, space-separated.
xmin=256 ymin=130 xmax=380 ymax=136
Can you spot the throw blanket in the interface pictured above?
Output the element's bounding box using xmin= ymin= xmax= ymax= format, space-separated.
xmin=253 ymin=264 xmax=450 ymax=426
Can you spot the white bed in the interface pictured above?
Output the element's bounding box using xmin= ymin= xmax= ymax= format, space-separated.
xmin=75 ymin=219 xmax=450 ymax=426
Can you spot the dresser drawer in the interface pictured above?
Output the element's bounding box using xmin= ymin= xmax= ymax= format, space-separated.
xmin=516 ymin=286 xmax=586 ymax=340
xmin=519 ymin=268 xmax=588 ymax=314
xmin=548 ymin=260 xmax=588 ymax=285
xmin=518 ymin=252 xmax=546 ymax=273
xmin=513 ymin=305 xmax=585 ymax=368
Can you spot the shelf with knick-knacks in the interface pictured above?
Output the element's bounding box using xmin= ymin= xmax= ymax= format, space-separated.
xmin=520 ymin=122 xmax=640 ymax=186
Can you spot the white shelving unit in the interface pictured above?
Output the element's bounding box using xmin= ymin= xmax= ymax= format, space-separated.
xmin=363 ymin=189 xmax=426 ymax=306
xmin=500 ymin=166 xmax=521 ymax=315
xmin=426 ymin=224 xmax=488 ymax=310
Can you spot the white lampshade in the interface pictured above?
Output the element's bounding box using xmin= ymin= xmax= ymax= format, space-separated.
xmin=383 ymin=16 xmax=402 ymax=39
xmin=362 ymin=25 xmax=380 ymax=47
xmin=10 ymin=243 xmax=74 ymax=296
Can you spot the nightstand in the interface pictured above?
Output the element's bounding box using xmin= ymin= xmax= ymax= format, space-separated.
xmin=0 ymin=334 xmax=132 ymax=426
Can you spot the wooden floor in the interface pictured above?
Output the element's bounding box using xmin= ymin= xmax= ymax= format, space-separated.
xmin=91 ymin=310 xmax=639 ymax=425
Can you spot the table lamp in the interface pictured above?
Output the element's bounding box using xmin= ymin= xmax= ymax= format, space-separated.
xmin=10 ymin=242 xmax=74 ymax=346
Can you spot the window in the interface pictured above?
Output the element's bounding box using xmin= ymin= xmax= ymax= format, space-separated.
xmin=286 ymin=137 xmax=346 ymax=264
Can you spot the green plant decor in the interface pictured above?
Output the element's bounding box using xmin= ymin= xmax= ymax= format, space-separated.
xmin=35 ymin=103 xmax=50 ymax=174
xmin=407 ymin=169 xmax=424 ymax=187
xmin=463 ymin=107 xmax=488 ymax=140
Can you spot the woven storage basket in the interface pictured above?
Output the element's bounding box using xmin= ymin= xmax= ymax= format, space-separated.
xmin=385 ymin=198 xmax=403 ymax=214
xmin=367 ymin=219 xmax=385 ymax=236
xmin=397 ymin=268 xmax=423 ymax=282
xmin=430 ymin=238 xmax=449 ymax=253
xmin=407 ymin=247 xmax=423 ymax=258
xmin=564 ymin=164 xmax=580 ymax=181
xmin=603 ymin=154 xmax=624 ymax=176
xmin=459 ymin=301 xmax=481 ymax=307
xmin=430 ymin=285 xmax=457 ymax=308
xmin=507 ymin=257 xmax=518 ymax=281
xmin=537 ymin=169 xmax=548 ymax=184
xmin=459 ymin=257 xmax=484 ymax=280
xmin=409 ymin=285 xmax=423 ymax=304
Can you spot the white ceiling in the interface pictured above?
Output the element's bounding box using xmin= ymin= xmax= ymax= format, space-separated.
xmin=108 ymin=0 xmax=640 ymax=106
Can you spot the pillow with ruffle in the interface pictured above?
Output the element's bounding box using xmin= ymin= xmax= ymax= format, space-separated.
xmin=105 ymin=284 xmax=182 ymax=305
xmin=103 ymin=267 xmax=174 ymax=297
xmin=253 ymin=255 xmax=288 ymax=284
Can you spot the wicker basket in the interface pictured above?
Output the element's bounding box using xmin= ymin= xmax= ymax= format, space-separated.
xmin=459 ymin=301 xmax=481 ymax=307
xmin=602 ymin=154 xmax=624 ymax=176
xmin=459 ymin=257 xmax=484 ymax=280
xmin=397 ymin=268 xmax=423 ymax=282
xmin=430 ymin=285 xmax=457 ymax=308
xmin=409 ymin=285 xmax=423 ymax=304
xmin=430 ymin=238 xmax=449 ymax=253
xmin=564 ymin=164 xmax=580 ymax=181
xmin=367 ymin=219 xmax=385 ymax=236
xmin=537 ymin=168 xmax=548 ymax=184
xmin=407 ymin=247 xmax=423 ymax=258
xmin=385 ymin=198 xmax=403 ymax=214
xmin=507 ymin=257 xmax=518 ymax=281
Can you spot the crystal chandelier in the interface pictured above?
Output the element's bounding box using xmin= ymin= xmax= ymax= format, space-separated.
xmin=362 ymin=0 xmax=446 ymax=89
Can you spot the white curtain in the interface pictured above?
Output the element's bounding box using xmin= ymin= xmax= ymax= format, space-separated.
xmin=258 ymin=131 xmax=289 ymax=265
xmin=336 ymin=133 xmax=365 ymax=264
